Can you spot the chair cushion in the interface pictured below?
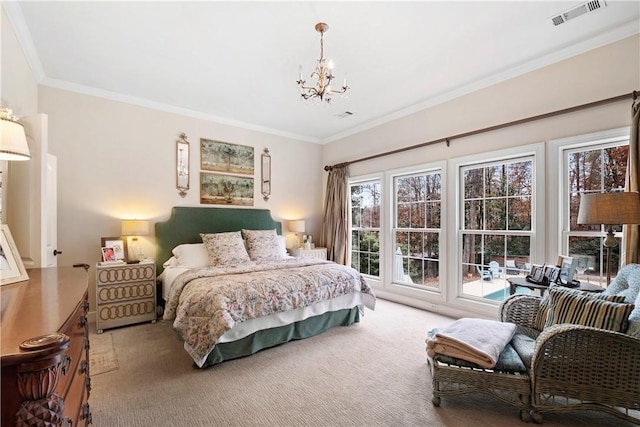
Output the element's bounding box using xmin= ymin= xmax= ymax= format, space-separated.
xmin=426 ymin=329 xmax=526 ymax=373
xmin=544 ymin=286 xmax=635 ymax=333
xmin=510 ymin=332 xmax=536 ymax=370
xmin=533 ymin=285 xmax=626 ymax=331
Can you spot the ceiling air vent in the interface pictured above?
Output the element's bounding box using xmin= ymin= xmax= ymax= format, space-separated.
xmin=550 ymin=0 xmax=607 ymax=26
xmin=334 ymin=111 xmax=355 ymax=119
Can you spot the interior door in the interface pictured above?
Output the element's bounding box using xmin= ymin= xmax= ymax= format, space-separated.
xmin=5 ymin=114 xmax=58 ymax=267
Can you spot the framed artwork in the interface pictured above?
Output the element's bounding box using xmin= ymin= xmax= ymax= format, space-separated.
xmin=1 ymin=224 xmax=29 ymax=286
xmin=557 ymin=255 xmax=576 ymax=284
xmin=200 ymin=172 xmax=254 ymax=206
xmin=200 ymin=139 xmax=254 ymax=176
xmin=101 ymin=247 xmax=117 ymax=262
xmin=101 ymin=237 xmax=127 ymax=261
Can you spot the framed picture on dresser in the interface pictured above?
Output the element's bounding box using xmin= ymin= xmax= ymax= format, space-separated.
xmin=0 ymin=224 xmax=29 ymax=285
xmin=101 ymin=237 xmax=127 ymax=261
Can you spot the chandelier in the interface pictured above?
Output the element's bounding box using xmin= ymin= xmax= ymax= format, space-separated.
xmin=296 ymin=22 xmax=349 ymax=103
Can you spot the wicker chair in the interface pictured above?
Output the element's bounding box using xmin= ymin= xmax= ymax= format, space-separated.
xmin=428 ymin=264 xmax=640 ymax=423
xmin=500 ymin=263 xmax=640 ymax=424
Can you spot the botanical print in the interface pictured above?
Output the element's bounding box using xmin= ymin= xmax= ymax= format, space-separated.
xmin=200 ymin=172 xmax=254 ymax=206
xmin=200 ymin=139 xmax=254 ymax=175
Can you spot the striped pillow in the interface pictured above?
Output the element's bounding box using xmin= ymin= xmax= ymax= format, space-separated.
xmin=545 ymin=286 xmax=634 ymax=333
xmin=533 ymin=285 xmax=625 ymax=331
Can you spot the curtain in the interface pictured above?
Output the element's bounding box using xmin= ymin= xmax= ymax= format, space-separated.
xmin=624 ymin=96 xmax=640 ymax=265
xmin=322 ymin=165 xmax=350 ymax=265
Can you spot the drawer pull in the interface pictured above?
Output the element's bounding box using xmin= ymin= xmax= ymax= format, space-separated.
xmin=85 ymin=375 xmax=92 ymax=393
xmin=81 ymin=359 xmax=88 ymax=374
xmin=61 ymin=354 xmax=71 ymax=375
xmin=64 ymin=417 xmax=73 ymax=427
xmin=80 ymin=315 xmax=88 ymax=328
xmin=84 ymin=337 xmax=90 ymax=351
xmin=81 ymin=403 xmax=92 ymax=424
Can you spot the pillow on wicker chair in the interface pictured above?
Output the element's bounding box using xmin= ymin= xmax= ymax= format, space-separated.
xmin=544 ymin=286 xmax=634 ymax=333
xmin=533 ymin=285 xmax=626 ymax=331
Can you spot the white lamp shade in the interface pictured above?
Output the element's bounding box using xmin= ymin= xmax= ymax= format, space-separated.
xmin=121 ymin=220 xmax=150 ymax=236
xmin=289 ymin=220 xmax=306 ymax=233
xmin=0 ymin=118 xmax=31 ymax=161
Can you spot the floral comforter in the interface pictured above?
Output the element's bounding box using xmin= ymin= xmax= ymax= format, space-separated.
xmin=163 ymin=258 xmax=376 ymax=366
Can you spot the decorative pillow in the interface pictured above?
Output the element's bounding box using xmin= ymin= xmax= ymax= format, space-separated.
xmin=241 ymin=229 xmax=283 ymax=262
xmin=171 ymin=243 xmax=209 ymax=268
xmin=626 ymin=290 xmax=640 ymax=339
xmin=533 ymin=285 xmax=626 ymax=331
xmin=544 ymin=286 xmax=634 ymax=333
xmin=200 ymin=232 xmax=250 ymax=267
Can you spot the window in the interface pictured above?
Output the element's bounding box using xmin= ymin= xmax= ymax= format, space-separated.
xmin=460 ymin=158 xmax=534 ymax=301
xmin=393 ymin=170 xmax=442 ymax=289
xmin=350 ymin=180 xmax=380 ymax=277
xmin=561 ymin=136 xmax=629 ymax=285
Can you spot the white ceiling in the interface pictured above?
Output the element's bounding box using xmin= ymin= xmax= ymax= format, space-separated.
xmin=4 ymin=1 xmax=639 ymax=144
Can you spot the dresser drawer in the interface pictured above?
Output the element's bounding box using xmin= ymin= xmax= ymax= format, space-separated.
xmin=97 ymin=280 xmax=155 ymax=304
xmin=97 ymin=298 xmax=156 ymax=330
xmin=56 ymin=299 xmax=88 ymax=400
xmin=96 ymin=262 xmax=156 ymax=332
xmin=96 ymin=264 xmax=155 ymax=285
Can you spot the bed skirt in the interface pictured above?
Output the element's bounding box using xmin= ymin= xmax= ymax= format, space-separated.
xmin=201 ymin=307 xmax=360 ymax=368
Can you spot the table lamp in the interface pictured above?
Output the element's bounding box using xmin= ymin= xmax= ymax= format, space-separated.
xmin=289 ymin=220 xmax=306 ymax=249
xmin=121 ymin=220 xmax=150 ymax=261
xmin=577 ymin=191 xmax=640 ymax=285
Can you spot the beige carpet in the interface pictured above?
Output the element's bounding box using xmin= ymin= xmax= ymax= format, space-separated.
xmin=89 ymin=331 xmax=119 ymax=376
xmin=88 ymin=299 xmax=634 ymax=427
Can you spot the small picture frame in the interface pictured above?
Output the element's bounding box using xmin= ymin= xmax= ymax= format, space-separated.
xmin=557 ymin=255 xmax=576 ymax=285
xmin=1 ymin=224 xmax=29 ymax=286
xmin=101 ymin=237 xmax=127 ymax=261
xmin=101 ymin=247 xmax=117 ymax=262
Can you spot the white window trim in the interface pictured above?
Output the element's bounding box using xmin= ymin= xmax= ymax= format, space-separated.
xmin=549 ymin=126 xmax=631 ymax=271
xmin=382 ymin=161 xmax=447 ymax=304
xmin=447 ymin=142 xmax=545 ymax=316
xmin=348 ymin=173 xmax=383 ymax=288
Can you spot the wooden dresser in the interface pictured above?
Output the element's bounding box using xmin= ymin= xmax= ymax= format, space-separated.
xmin=1 ymin=266 xmax=92 ymax=427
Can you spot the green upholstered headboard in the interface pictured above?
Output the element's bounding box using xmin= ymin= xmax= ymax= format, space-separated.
xmin=155 ymin=207 xmax=282 ymax=274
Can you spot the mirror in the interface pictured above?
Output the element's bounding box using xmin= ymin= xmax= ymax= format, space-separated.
xmin=176 ymin=133 xmax=190 ymax=198
xmin=261 ymin=148 xmax=271 ymax=201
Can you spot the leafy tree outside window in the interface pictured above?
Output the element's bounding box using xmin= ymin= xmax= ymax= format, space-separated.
xmin=393 ymin=171 xmax=442 ymax=289
xmin=460 ymin=158 xmax=534 ymax=301
xmin=350 ymin=180 xmax=380 ymax=277
xmin=563 ymin=141 xmax=629 ymax=284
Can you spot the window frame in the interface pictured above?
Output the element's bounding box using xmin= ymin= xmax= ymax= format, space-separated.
xmin=551 ymin=127 xmax=631 ymax=285
xmin=348 ymin=173 xmax=383 ymax=282
xmin=449 ymin=142 xmax=545 ymax=308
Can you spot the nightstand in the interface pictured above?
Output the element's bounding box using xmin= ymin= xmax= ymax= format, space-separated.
xmin=289 ymin=247 xmax=327 ymax=260
xmin=95 ymin=261 xmax=156 ymax=333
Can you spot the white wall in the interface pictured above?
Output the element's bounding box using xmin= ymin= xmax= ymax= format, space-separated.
xmin=1 ymin=7 xmax=38 ymax=117
xmin=322 ymin=34 xmax=640 ymax=316
xmin=38 ymin=87 xmax=324 ymax=313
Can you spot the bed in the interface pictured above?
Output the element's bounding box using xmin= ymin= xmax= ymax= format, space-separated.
xmin=156 ymin=206 xmax=376 ymax=368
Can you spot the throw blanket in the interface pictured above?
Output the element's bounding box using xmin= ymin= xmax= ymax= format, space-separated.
xmin=164 ymin=258 xmax=376 ymax=367
xmin=426 ymin=318 xmax=516 ymax=369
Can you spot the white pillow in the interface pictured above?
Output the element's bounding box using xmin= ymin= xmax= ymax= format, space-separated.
xmin=277 ymin=235 xmax=287 ymax=257
xmin=171 ymin=243 xmax=210 ymax=268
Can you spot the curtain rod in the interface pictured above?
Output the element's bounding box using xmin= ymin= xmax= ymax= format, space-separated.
xmin=324 ymin=90 xmax=639 ymax=171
